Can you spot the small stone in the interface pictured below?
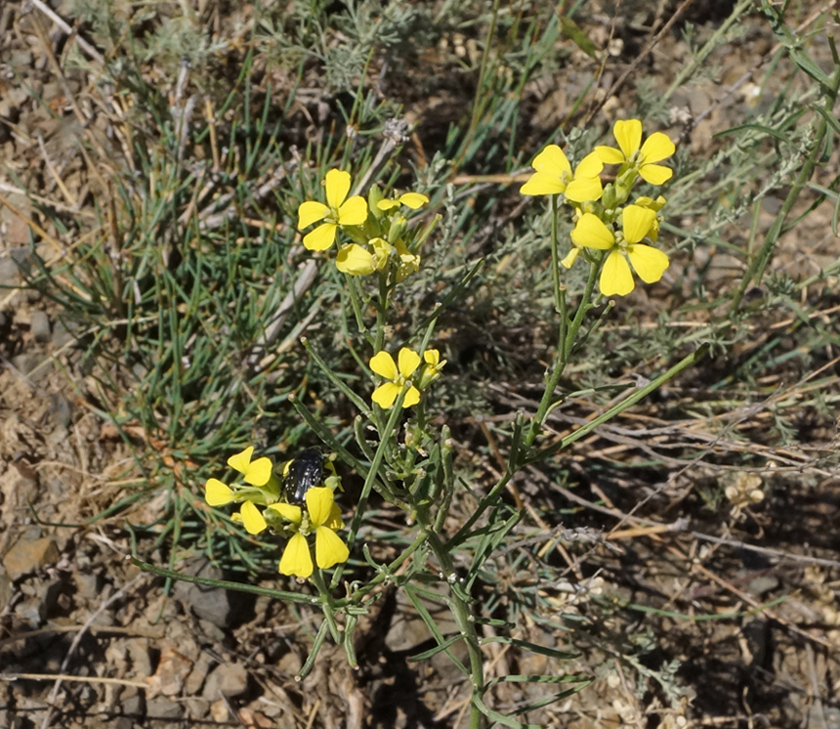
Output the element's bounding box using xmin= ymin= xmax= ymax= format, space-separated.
xmin=74 ymin=571 xmax=101 ymax=601
xmin=146 ymin=697 xmax=182 ymax=720
xmin=2 ymin=537 xmax=59 ymax=580
xmin=0 ymin=569 xmax=12 ymax=610
xmin=126 ymin=639 xmax=153 ymax=677
xmin=29 ymin=311 xmax=50 ymax=343
xmin=172 ymin=558 xmax=236 ymax=628
xmin=121 ymin=688 xmax=144 ymax=717
xmin=51 ymin=319 xmax=77 ymax=349
xmin=202 ymin=663 xmax=249 ymax=700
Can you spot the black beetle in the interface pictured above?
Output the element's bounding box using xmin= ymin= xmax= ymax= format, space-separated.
xmin=283 ymin=448 xmax=325 ymax=504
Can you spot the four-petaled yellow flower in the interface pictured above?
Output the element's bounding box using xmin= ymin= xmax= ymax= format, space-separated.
xmin=520 ymin=146 xmax=604 ymax=202
xmin=571 ymin=204 xmax=669 ymax=297
xmin=596 ymin=120 xmax=675 ymax=185
xmin=297 ymin=169 xmax=368 ymax=251
xmin=269 ymin=487 xmax=349 ymax=578
xmin=370 ymin=348 xmax=422 ymax=409
xmin=204 ymin=446 xmax=279 ymax=535
xmin=336 ymin=237 xmax=393 ymax=276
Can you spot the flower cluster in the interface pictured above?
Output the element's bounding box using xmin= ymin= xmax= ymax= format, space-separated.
xmin=370 ymin=347 xmax=445 ymax=409
xmin=521 ymin=119 xmax=676 ymax=297
xmin=297 ymin=170 xmax=437 ymax=282
xmin=204 ymin=446 xmax=349 ymax=579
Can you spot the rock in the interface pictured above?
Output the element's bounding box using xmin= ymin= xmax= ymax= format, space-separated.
xmin=202 ymin=663 xmax=249 ymax=700
xmin=51 ymin=319 xmax=77 ymax=349
xmin=48 ymin=394 xmax=72 ymax=429
xmin=0 ymin=569 xmax=12 ymax=610
xmin=126 ymin=639 xmax=153 ymax=677
xmin=29 ymin=311 xmax=50 ymax=343
xmin=2 ymin=537 xmax=59 ymax=580
xmin=73 ymin=571 xmax=102 ymax=601
xmin=183 ymin=651 xmax=214 ymax=696
xmin=146 ymin=645 xmax=193 ymax=697
xmin=146 ymin=697 xmax=182 ymax=720
xmin=172 ymin=558 xmax=235 ymax=628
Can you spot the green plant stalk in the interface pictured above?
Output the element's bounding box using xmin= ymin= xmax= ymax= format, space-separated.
xmin=530 ymin=343 xmax=709 ymax=463
xmin=422 ymin=527 xmax=486 ymax=729
xmin=524 ymin=258 xmax=601 ymax=449
xmin=549 ymin=195 xmax=562 ymax=314
xmin=330 ymin=387 xmax=409 ymax=590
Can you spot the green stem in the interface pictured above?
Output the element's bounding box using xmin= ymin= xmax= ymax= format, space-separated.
xmin=423 ymin=529 xmax=485 ymax=729
xmin=524 ymin=257 xmax=600 ymax=449
xmin=549 ymin=195 xmax=562 ymax=314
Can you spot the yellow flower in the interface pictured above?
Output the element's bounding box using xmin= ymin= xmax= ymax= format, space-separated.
xmin=204 ymin=478 xmax=269 ymax=535
xmin=394 ymin=240 xmax=420 ymax=281
xmin=418 ymin=349 xmax=446 ymax=389
xmin=227 ymin=446 xmax=273 ymax=486
xmin=377 ymin=192 xmax=429 ymax=211
xmin=633 ymin=195 xmax=666 ymax=242
xmin=335 ymin=237 xmax=393 ymax=275
xmin=571 ymin=205 xmax=669 ymax=297
xmin=596 ymin=120 xmax=675 ymax=185
xmin=370 ymin=348 xmax=422 ymax=409
xmin=270 ymin=487 xmax=349 ymax=578
xmin=203 ymin=446 xmax=281 ymax=536
xmin=520 ymin=146 xmax=603 ymax=202
xmin=297 ymin=169 xmax=369 ymax=251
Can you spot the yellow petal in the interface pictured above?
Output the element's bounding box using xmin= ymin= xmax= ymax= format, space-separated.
xmin=564 ymin=176 xmax=603 ymax=203
xmin=372 ymin=382 xmax=400 ymax=409
xmin=370 ymin=237 xmax=393 ymax=268
xmin=595 ymin=145 xmax=625 ymax=164
xmin=424 ymin=349 xmax=440 ymax=366
xmin=531 ymin=144 xmax=571 ymax=176
xmin=324 ymin=169 xmax=351 ymax=210
xmin=600 ymin=249 xmax=635 ymax=296
xmin=638 ymin=163 xmax=673 ymax=185
xmin=397 ymin=348 xmax=421 ymax=378
xmin=266 ymin=502 xmax=302 ymax=524
xmin=240 ymin=500 xmax=267 ymax=535
xmin=370 ymin=351 xmax=398 ymax=380
xmin=205 ymin=478 xmax=234 ymax=506
xmin=228 ymin=447 xmax=256 ymax=474
xmin=520 ymin=170 xmax=567 ymax=196
xmin=573 ymin=151 xmax=604 ymax=179
xmin=315 ymin=527 xmax=350 ymax=570
xmin=325 ymin=504 xmax=345 ymax=530
xmin=337 ymin=195 xmax=368 ymax=225
xmin=305 ymin=486 xmax=335 ymax=528
xmin=303 ymin=223 xmax=337 ymax=251
xmin=560 ymin=246 xmax=580 ymax=269
xmin=627 ymin=244 xmax=669 ymax=284
xmin=621 ymin=205 xmax=657 ymax=244
xmin=279 ymin=533 xmax=313 ymax=578
xmin=640 ymin=132 xmax=675 ymax=164
xmin=298 ymin=201 xmax=329 ymax=230
xmin=398 ymin=192 xmax=429 ymax=209
xmin=613 ymin=119 xmax=642 ymax=159
xmin=571 ymin=213 xmax=614 ymax=250
xmin=243 ymin=456 xmax=272 ymax=486
xmin=402 ymin=386 xmax=421 ymax=408
xmin=377 ymin=199 xmax=400 ymax=211
xmin=336 ymin=244 xmax=376 ymax=275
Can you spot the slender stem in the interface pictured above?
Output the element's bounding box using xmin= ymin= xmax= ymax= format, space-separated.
xmin=549 ymin=195 xmax=562 ymax=314
xmin=423 ymin=530 xmax=485 ymax=729
xmin=524 ymin=258 xmax=600 ymax=449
